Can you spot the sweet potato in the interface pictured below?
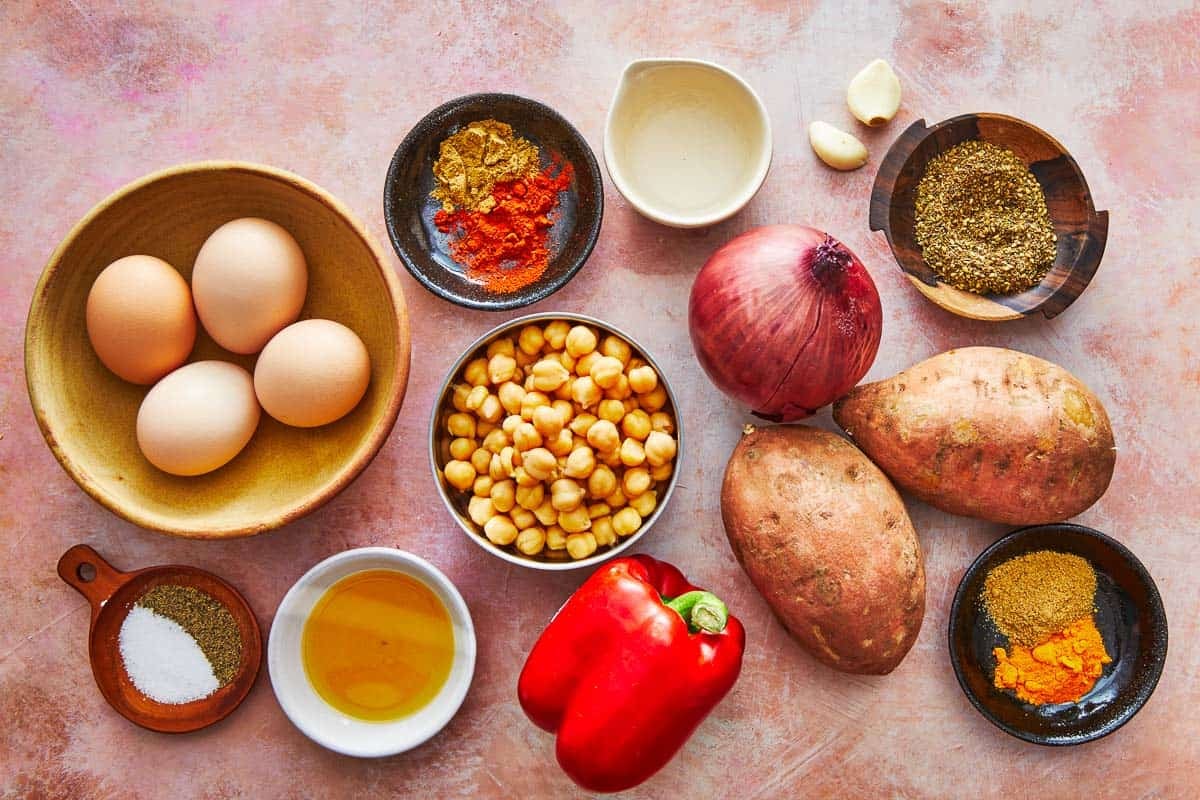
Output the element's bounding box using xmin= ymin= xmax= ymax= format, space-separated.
xmin=721 ymin=425 xmax=925 ymax=675
xmin=832 ymin=346 xmax=1115 ymax=525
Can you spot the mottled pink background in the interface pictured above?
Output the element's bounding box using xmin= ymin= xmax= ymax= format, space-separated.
xmin=2 ymin=1 xmax=1198 ymax=798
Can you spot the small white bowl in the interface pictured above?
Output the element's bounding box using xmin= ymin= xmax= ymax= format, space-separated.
xmin=267 ymin=548 xmax=476 ymax=757
xmin=604 ymin=58 xmax=772 ymax=228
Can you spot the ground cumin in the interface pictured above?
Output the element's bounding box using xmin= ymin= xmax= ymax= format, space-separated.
xmin=431 ymin=119 xmax=540 ymax=213
xmin=982 ymin=550 xmax=1096 ymax=646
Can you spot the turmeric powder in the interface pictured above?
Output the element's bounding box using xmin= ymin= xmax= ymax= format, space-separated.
xmin=993 ymin=616 xmax=1112 ymax=705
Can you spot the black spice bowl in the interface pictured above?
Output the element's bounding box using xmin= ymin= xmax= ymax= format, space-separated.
xmin=948 ymin=524 xmax=1167 ymax=746
xmin=383 ymin=93 xmax=604 ymax=311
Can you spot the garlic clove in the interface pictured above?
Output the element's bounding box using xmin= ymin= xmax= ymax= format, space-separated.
xmin=808 ymin=122 xmax=869 ymax=171
xmin=847 ymin=59 xmax=902 ymax=127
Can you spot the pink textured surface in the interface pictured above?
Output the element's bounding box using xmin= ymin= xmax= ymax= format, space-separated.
xmin=2 ymin=1 xmax=1198 ymax=797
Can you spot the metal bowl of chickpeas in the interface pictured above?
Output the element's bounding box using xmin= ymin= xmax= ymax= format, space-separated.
xmin=430 ymin=312 xmax=681 ymax=570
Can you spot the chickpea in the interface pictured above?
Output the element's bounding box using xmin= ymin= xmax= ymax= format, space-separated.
xmin=639 ymin=385 xmax=668 ymax=413
xmin=479 ymin=394 xmax=503 ymax=423
xmin=605 ymin=373 xmax=632 ymax=400
xmin=550 ymin=399 xmax=575 ymax=426
xmin=516 ymin=482 xmax=545 ymax=510
xmin=628 ymin=365 xmax=659 ymax=395
xmin=473 ymin=475 xmax=493 ymax=497
xmin=499 ymin=446 xmax=517 ymax=477
xmin=558 ymin=507 xmax=592 ymax=534
xmin=547 ymin=428 xmax=575 ymax=457
xmin=534 ymin=498 xmax=559 ymax=526
xmin=621 ymin=409 xmax=652 ymax=441
xmin=575 ymin=350 xmax=601 ymax=378
xmin=447 ymin=412 xmax=476 ymax=439
xmin=490 ymin=479 xmax=516 ymax=513
xmin=501 ymin=414 xmax=522 ymax=436
xmin=513 ymin=422 xmax=542 ymax=451
xmin=623 ymin=467 xmax=651 ymax=497
xmin=619 ymin=437 xmax=646 ymax=467
xmin=545 ymin=524 xmax=567 ymax=550
xmin=565 ymin=325 xmax=598 ymax=358
xmin=572 ymin=376 xmax=602 ymax=409
xmin=587 ymin=464 xmax=617 ymax=498
xmin=532 ymin=404 xmax=564 ymax=438
xmin=470 ymin=447 xmax=492 ymax=474
xmin=564 ymin=446 xmax=596 ymax=479
xmin=599 ymin=448 xmax=623 ymax=468
xmin=451 ymin=383 xmax=471 ymax=412
xmin=443 ymin=460 xmax=475 ymax=491
xmin=484 ymin=515 xmax=519 ymax=546
xmin=515 ymin=347 xmax=537 ymax=368
xmin=607 ymin=487 xmax=628 ymax=508
xmin=498 ymin=382 xmax=526 ymax=415
xmin=486 ymin=337 xmax=515 ymax=359
xmin=449 ymin=437 xmax=476 ymax=461
xmin=520 ymin=390 xmax=551 ymax=421
xmin=468 ymin=495 xmax=495 ymax=526
xmin=588 ymin=502 xmax=611 ymax=520
xmin=650 ymin=411 xmax=675 ymax=434
xmin=523 ymin=374 xmax=536 ymax=392
xmin=590 ymin=356 xmax=624 ymax=390
xmin=650 ymin=461 xmax=674 ymax=482
xmin=566 ymin=532 xmax=598 ymax=560
xmin=586 ymin=419 xmax=620 ymax=452
xmin=569 ymin=413 xmax=598 ymax=437
xmin=511 ymin=506 xmax=536 ymax=530
xmin=644 ymin=431 xmax=677 ymax=467
xmin=597 ymin=398 xmax=625 ymax=424
xmin=629 ymin=489 xmax=657 ymax=518
xmin=516 ymin=526 xmax=546 ymax=556
xmin=626 ymin=357 xmax=647 ymax=371
xmin=465 ymin=384 xmax=487 ymax=411
xmin=600 ymin=335 xmax=632 ymax=365
xmin=514 ymin=466 xmax=540 ymax=487
xmin=478 ymin=428 xmax=506 ymax=455
xmin=518 ymin=325 xmax=545 ymax=355
xmin=623 ymin=398 xmax=639 ymax=415
xmin=592 ymin=516 xmax=616 ymax=546
xmin=531 ymin=358 xmax=570 ymax=392
xmin=523 ymin=448 xmax=557 ymax=481
xmin=612 ymin=507 xmax=642 ymax=537
xmin=551 ymin=478 xmax=586 ymax=512
xmin=558 ymin=350 xmax=577 ymax=373
xmin=476 ymin=420 xmax=496 ymax=437
xmin=552 ymin=380 xmax=574 ymax=401
xmin=488 ymin=454 xmax=506 ymax=481
xmin=463 ymin=357 xmax=489 ymax=387
xmin=543 ymin=320 xmax=570 ymax=350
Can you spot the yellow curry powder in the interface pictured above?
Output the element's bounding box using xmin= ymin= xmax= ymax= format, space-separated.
xmin=431 ymin=119 xmax=540 ymax=213
xmin=993 ymin=616 xmax=1112 ymax=705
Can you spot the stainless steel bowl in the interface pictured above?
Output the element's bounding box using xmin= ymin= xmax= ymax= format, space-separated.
xmin=430 ymin=312 xmax=683 ymax=570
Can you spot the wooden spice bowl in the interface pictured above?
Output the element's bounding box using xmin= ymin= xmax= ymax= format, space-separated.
xmin=57 ymin=544 xmax=262 ymax=733
xmin=948 ymin=524 xmax=1167 ymax=745
xmin=25 ymin=162 xmax=411 ymax=538
xmin=383 ymin=93 xmax=604 ymax=310
xmin=870 ymin=113 xmax=1108 ymax=321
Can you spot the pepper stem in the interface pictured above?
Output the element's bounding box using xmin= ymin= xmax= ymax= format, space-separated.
xmin=664 ymin=590 xmax=729 ymax=634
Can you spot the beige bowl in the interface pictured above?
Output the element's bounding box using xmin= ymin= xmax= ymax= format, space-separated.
xmin=25 ymin=162 xmax=411 ymax=538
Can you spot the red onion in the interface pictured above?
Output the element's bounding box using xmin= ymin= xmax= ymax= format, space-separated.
xmin=688 ymin=225 xmax=882 ymax=422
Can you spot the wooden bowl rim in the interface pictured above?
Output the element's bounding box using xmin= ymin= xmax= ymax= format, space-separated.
xmin=872 ymin=112 xmax=1106 ymax=322
xmin=25 ymin=160 xmax=411 ymax=539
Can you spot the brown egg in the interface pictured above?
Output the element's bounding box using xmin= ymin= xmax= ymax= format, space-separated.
xmin=85 ymin=255 xmax=196 ymax=384
xmin=254 ymin=319 xmax=370 ymax=428
xmin=191 ymin=217 xmax=307 ymax=354
xmin=137 ymin=361 xmax=261 ymax=476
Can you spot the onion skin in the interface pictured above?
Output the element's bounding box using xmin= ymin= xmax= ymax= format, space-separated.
xmin=688 ymin=225 xmax=882 ymax=422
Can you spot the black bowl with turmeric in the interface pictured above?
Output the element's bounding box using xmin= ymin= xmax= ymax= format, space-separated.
xmin=948 ymin=524 xmax=1166 ymax=746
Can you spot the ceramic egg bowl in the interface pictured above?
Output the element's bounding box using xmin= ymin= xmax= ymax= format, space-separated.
xmin=949 ymin=524 xmax=1167 ymax=745
xmin=383 ymin=93 xmax=604 ymax=310
xmin=25 ymin=161 xmax=411 ymax=538
xmin=871 ymin=113 xmax=1108 ymax=321
xmin=430 ymin=312 xmax=683 ymax=571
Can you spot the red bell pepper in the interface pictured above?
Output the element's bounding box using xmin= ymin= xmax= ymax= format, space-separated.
xmin=518 ymin=555 xmax=745 ymax=793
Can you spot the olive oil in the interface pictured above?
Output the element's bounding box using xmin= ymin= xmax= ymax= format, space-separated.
xmin=302 ymin=569 xmax=454 ymax=722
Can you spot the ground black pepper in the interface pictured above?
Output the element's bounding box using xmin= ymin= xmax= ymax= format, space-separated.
xmin=138 ymin=585 xmax=242 ymax=686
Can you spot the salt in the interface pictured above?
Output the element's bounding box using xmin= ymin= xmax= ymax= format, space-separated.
xmin=118 ymin=605 xmax=219 ymax=704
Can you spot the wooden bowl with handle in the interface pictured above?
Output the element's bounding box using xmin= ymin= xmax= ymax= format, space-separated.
xmin=25 ymin=162 xmax=410 ymax=538
xmin=57 ymin=544 xmax=262 ymax=733
xmin=870 ymin=113 xmax=1108 ymax=321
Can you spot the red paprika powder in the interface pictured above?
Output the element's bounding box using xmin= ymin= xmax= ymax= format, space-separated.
xmin=435 ymin=161 xmax=573 ymax=294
